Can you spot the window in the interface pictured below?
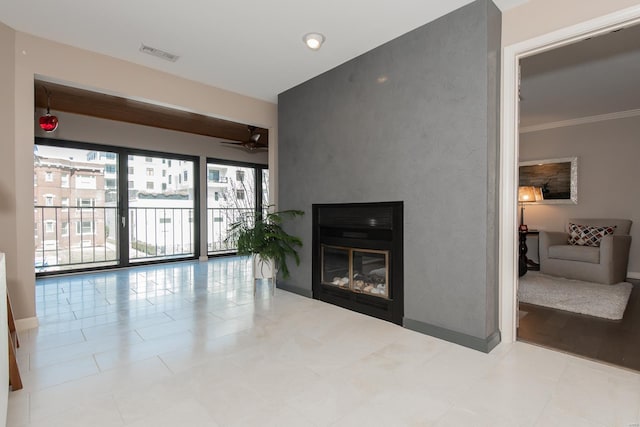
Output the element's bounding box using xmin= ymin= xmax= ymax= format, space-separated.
xmin=168 ymin=160 xmax=172 ymax=167
xmin=208 ymin=169 xmax=220 ymax=182
xmin=128 ymin=167 xmax=134 ymax=175
xmin=61 ymin=222 xmax=69 ymax=236
xmin=105 ymin=153 xmax=116 ymax=160
xmin=105 ymin=178 xmax=117 ymax=189
xmin=61 ymin=197 xmax=69 ymax=211
xmin=45 ymin=172 xmax=53 ymax=182
xmin=162 ymin=159 xmax=166 ymax=164
xmin=61 ymin=173 xmax=69 ymax=188
xmin=76 ymin=221 xmax=94 ymax=235
xmin=236 ymin=170 xmax=245 ymax=182
xmin=183 ymin=170 xmax=188 ymax=181
xmin=213 ymin=217 xmax=223 ymax=222
xmin=76 ymin=198 xmax=95 ymax=209
xmin=146 ymin=168 xmax=154 ymax=176
xmin=76 ymin=174 xmax=97 ymax=189
xmin=168 ymin=175 xmax=172 ymax=185
xmin=128 ymin=155 xmax=134 ymax=161
xmin=105 ymin=190 xmax=118 ymax=203
xmin=105 ymin=165 xmax=116 ymax=174
xmin=45 ymin=220 xmax=55 ymax=233
xmin=146 ymin=182 xmax=154 ymax=190
xmin=159 ymin=218 xmax=171 ymax=224
xmin=128 ymin=180 xmax=134 ymax=188
xmin=236 ymin=189 xmax=245 ymax=200
xmin=214 ymin=191 xmax=219 ymax=201
xmin=162 ymin=170 xmax=166 ymax=177
xmin=179 ymin=175 xmax=182 ymax=184
xmin=145 ymin=157 xmax=153 ymax=162
xmin=162 ymin=183 xmax=167 ymax=191
xmin=45 ymin=195 xmax=54 ymax=206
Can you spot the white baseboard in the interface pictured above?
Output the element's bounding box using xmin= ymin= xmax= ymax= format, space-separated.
xmin=15 ymin=316 xmax=39 ymax=331
xmin=627 ymin=272 xmax=640 ymax=280
xmin=199 ymin=256 xmax=209 ymax=262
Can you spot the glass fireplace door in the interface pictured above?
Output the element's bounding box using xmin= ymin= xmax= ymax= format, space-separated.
xmin=321 ymin=245 xmax=389 ymax=299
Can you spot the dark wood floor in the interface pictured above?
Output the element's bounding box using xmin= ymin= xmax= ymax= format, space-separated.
xmin=518 ymin=279 xmax=640 ymax=372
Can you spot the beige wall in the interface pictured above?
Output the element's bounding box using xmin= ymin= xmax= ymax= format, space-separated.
xmin=0 ymin=22 xmax=19 ymax=321
xmin=502 ymin=0 xmax=640 ymax=46
xmin=519 ymin=116 xmax=640 ymax=275
xmin=7 ymin=29 xmax=277 ymax=320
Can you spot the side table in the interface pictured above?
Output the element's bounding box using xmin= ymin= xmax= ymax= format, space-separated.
xmin=525 ymin=230 xmax=540 ymax=271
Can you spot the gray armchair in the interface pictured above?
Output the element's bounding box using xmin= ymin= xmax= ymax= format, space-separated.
xmin=539 ymin=218 xmax=632 ymax=285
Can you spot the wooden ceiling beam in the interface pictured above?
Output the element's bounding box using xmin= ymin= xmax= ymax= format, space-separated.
xmin=34 ymin=80 xmax=269 ymax=146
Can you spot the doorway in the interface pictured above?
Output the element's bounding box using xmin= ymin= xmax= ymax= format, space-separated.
xmin=514 ymin=23 xmax=640 ymax=370
xmin=499 ymin=6 xmax=640 ymax=347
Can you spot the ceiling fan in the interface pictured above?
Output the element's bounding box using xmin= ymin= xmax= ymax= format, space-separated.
xmin=221 ymin=125 xmax=267 ymax=152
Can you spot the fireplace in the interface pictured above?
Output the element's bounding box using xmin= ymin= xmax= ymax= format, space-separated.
xmin=312 ymin=202 xmax=403 ymax=324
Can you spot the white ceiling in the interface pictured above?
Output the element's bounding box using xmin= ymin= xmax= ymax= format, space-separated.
xmin=0 ymin=0 xmax=525 ymax=103
xmin=520 ymin=23 xmax=640 ymax=129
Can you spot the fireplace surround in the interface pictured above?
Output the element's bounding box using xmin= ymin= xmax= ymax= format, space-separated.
xmin=312 ymin=202 xmax=403 ymax=324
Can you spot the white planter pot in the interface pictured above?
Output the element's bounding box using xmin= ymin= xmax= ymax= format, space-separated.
xmin=253 ymin=255 xmax=277 ymax=295
xmin=253 ymin=255 xmax=274 ymax=279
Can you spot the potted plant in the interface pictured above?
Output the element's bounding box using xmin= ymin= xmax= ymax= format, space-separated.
xmin=227 ymin=209 xmax=304 ymax=293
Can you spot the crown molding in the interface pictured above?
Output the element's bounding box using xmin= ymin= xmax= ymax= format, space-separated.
xmin=520 ymin=108 xmax=640 ymax=133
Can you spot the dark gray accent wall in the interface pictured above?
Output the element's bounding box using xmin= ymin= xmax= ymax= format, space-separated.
xmin=278 ymin=0 xmax=501 ymax=350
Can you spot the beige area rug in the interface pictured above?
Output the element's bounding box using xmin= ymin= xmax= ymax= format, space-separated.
xmin=518 ymin=271 xmax=633 ymax=320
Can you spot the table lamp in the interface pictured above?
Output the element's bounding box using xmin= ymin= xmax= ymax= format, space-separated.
xmin=518 ymin=186 xmax=543 ymax=231
xmin=518 ymin=186 xmax=543 ymax=277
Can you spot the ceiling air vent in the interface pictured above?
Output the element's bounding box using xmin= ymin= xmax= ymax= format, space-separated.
xmin=139 ymin=44 xmax=180 ymax=62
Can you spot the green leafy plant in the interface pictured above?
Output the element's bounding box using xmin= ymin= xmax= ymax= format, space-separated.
xmin=227 ymin=209 xmax=304 ymax=279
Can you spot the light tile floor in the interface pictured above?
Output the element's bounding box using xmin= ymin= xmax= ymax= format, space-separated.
xmin=7 ymin=257 xmax=640 ymax=426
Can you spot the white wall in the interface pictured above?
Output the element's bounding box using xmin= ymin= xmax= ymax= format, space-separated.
xmin=519 ymin=116 xmax=640 ymax=275
xmin=35 ymin=111 xmax=268 ymax=165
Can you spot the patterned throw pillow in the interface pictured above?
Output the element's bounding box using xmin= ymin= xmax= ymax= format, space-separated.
xmin=568 ymin=223 xmax=616 ymax=247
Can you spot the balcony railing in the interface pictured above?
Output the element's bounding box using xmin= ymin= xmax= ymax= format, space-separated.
xmin=207 ymin=207 xmax=254 ymax=254
xmin=34 ymin=205 xmax=195 ymax=272
xmin=128 ymin=207 xmax=195 ymax=262
xmin=207 ymin=177 xmax=229 ymax=184
xmin=34 ymin=205 xmax=119 ymax=272
xmin=35 ymin=204 xmax=262 ymax=271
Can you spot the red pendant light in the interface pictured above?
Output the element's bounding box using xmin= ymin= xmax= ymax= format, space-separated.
xmin=39 ymin=87 xmax=59 ymax=132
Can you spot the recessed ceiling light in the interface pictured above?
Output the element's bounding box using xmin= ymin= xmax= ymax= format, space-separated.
xmin=303 ymin=33 xmax=325 ymax=51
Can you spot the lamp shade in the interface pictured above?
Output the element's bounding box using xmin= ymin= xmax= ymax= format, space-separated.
xmin=532 ymin=186 xmax=544 ymax=201
xmin=518 ymin=186 xmax=536 ymax=202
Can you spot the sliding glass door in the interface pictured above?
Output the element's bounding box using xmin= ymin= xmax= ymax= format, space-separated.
xmin=206 ymin=160 xmax=268 ymax=255
xmin=128 ymin=154 xmax=196 ymax=262
xmin=34 ymin=144 xmax=120 ymax=272
xmin=34 ymin=139 xmax=199 ymax=274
